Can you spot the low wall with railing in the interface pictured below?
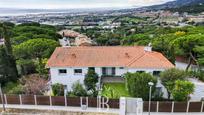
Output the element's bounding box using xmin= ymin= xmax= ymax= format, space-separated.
xmin=0 ymin=95 xmax=204 ymax=112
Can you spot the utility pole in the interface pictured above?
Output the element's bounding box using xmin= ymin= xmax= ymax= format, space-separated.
xmin=0 ymin=84 xmax=5 ymax=112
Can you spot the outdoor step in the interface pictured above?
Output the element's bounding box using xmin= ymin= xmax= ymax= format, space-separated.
xmin=101 ymin=77 xmax=125 ymax=83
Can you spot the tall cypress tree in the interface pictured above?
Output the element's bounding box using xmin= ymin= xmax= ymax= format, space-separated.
xmin=0 ymin=22 xmax=18 ymax=83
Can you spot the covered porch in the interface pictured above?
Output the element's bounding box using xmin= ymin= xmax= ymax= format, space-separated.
xmin=98 ymin=67 xmax=125 ymax=83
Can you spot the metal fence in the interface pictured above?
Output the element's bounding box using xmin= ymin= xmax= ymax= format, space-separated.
xmin=0 ymin=95 xmax=204 ymax=112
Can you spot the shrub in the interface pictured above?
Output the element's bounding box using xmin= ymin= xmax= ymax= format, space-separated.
xmin=52 ymin=83 xmax=64 ymax=96
xmin=20 ymin=74 xmax=49 ymax=95
xmin=125 ymin=72 xmax=157 ymax=101
xmin=160 ymin=68 xmax=187 ymax=99
xmin=189 ymin=70 xmax=204 ymax=81
xmin=84 ymin=70 xmax=98 ymax=91
xmin=7 ymin=84 xmax=24 ymax=94
xmin=3 ymin=82 xmax=18 ymax=92
xmin=3 ymin=74 xmax=48 ymax=95
xmin=34 ymin=58 xmax=49 ymax=76
xmin=172 ymin=80 xmax=194 ymax=101
xmin=3 ymin=82 xmax=24 ymax=94
xmin=68 ymin=81 xmax=87 ymax=97
xmin=197 ymin=71 xmax=204 ymax=81
xmin=152 ymin=92 xmax=164 ymax=101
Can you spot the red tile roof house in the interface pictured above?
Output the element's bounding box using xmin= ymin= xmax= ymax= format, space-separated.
xmin=46 ymin=46 xmax=174 ymax=97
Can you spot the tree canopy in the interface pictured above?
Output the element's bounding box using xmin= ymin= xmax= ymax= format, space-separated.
xmin=14 ymin=38 xmax=59 ymax=75
xmin=172 ymin=80 xmax=194 ymax=101
xmin=173 ymin=34 xmax=204 ymax=70
xmin=125 ymin=72 xmax=157 ymax=100
xmin=14 ymin=38 xmax=59 ymax=59
xmin=160 ymin=68 xmax=188 ymax=99
xmin=12 ymin=23 xmax=61 ymax=45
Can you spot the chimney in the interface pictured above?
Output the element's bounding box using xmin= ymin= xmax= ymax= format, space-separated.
xmin=144 ymin=43 xmax=152 ymax=52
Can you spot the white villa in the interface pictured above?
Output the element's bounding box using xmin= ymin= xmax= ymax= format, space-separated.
xmin=46 ymin=46 xmax=174 ymax=91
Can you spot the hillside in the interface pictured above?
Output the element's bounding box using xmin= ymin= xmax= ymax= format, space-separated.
xmin=167 ymin=3 xmax=204 ymax=13
xmin=145 ymin=0 xmax=204 ymax=12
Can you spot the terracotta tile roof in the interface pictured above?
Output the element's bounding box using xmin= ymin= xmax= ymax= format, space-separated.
xmin=75 ymin=35 xmax=93 ymax=46
xmin=58 ymin=30 xmax=93 ymax=46
xmin=46 ymin=46 xmax=175 ymax=69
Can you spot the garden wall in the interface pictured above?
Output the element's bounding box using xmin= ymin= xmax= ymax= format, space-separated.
xmin=0 ymin=95 xmax=204 ymax=112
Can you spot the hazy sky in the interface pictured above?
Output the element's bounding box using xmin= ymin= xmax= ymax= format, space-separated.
xmin=0 ymin=0 xmax=175 ymax=9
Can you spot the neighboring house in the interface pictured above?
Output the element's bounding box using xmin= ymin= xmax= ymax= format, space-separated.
xmin=46 ymin=46 xmax=174 ymax=92
xmin=58 ymin=30 xmax=81 ymax=38
xmin=58 ymin=30 xmax=93 ymax=46
xmin=75 ymin=35 xmax=93 ymax=46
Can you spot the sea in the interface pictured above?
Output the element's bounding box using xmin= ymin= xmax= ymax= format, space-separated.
xmin=0 ymin=7 xmax=134 ymax=17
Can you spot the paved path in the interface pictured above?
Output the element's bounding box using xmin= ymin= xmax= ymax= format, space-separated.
xmin=189 ymin=78 xmax=204 ymax=101
xmin=1 ymin=104 xmax=204 ymax=115
xmin=0 ymin=104 xmax=118 ymax=114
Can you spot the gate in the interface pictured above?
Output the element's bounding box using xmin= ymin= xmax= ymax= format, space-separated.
xmin=120 ymin=97 xmax=143 ymax=115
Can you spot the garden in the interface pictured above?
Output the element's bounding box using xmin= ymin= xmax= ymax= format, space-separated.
xmin=101 ymin=69 xmax=196 ymax=102
xmin=102 ymin=83 xmax=130 ymax=99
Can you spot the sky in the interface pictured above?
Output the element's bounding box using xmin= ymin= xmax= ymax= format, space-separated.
xmin=0 ymin=0 xmax=175 ymax=9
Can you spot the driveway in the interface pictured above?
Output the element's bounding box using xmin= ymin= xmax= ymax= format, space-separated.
xmin=189 ymin=78 xmax=204 ymax=101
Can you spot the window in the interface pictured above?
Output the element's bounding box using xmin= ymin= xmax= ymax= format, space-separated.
xmin=74 ymin=69 xmax=82 ymax=75
xmin=102 ymin=67 xmax=115 ymax=76
xmin=112 ymin=67 xmax=116 ymax=75
xmin=58 ymin=69 xmax=67 ymax=74
xmin=119 ymin=67 xmax=124 ymax=69
xmin=102 ymin=67 xmax=106 ymax=75
xmin=88 ymin=67 xmax=95 ymax=72
xmin=137 ymin=71 xmax=145 ymax=73
xmin=153 ymin=71 xmax=161 ymax=76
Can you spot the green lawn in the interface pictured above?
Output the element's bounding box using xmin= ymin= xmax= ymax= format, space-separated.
xmin=102 ymin=83 xmax=130 ymax=99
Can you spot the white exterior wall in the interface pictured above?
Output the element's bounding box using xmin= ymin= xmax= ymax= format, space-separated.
xmin=50 ymin=67 xmax=128 ymax=91
xmin=115 ymin=67 xmax=128 ymax=76
xmin=50 ymin=67 xmax=88 ymax=91
xmin=50 ymin=67 xmax=167 ymax=91
xmin=127 ymin=68 xmax=165 ymax=74
xmin=95 ymin=67 xmax=102 ymax=76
